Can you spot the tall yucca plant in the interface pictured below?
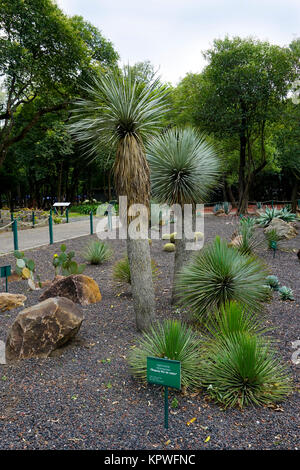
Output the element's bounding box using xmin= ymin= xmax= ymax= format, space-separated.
xmin=147 ymin=128 xmax=220 ymax=302
xmin=69 ymin=67 xmax=169 ymax=331
xmin=175 ymin=236 xmax=268 ymax=322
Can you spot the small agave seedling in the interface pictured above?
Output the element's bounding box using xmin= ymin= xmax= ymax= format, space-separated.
xmin=278 ymin=286 xmax=294 ymax=301
xmin=266 ymin=275 xmax=280 ymax=291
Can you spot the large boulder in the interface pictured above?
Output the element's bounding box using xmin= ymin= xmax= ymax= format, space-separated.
xmin=5 ymin=297 xmax=84 ymax=361
xmin=264 ymin=218 xmax=298 ymax=240
xmin=0 ymin=293 xmax=27 ymax=313
xmin=39 ymin=274 xmax=102 ymax=306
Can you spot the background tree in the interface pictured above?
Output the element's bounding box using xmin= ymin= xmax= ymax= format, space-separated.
xmin=0 ymin=0 xmax=118 ymax=167
xmin=170 ymin=37 xmax=296 ymax=213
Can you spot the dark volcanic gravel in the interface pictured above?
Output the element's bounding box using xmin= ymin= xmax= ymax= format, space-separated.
xmin=0 ymin=215 xmax=299 ymax=450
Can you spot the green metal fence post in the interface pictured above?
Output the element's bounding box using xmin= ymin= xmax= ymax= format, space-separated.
xmin=49 ymin=214 xmax=53 ymax=245
xmin=66 ymin=208 xmax=69 ymax=223
xmin=13 ymin=219 xmax=18 ymax=251
xmin=32 ymin=210 xmax=35 ymax=227
xmin=90 ymin=210 xmax=93 ymax=235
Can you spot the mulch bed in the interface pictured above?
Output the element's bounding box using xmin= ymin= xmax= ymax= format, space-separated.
xmin=0 ymin=215 xmax=299 ymax=450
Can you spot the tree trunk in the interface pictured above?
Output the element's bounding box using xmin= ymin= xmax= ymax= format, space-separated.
xmin=237 ymin=132 xmax=247 ymax=215
xmin=224 ymin=180 xmax=236 ymax=208
xmin=171 ymin=236 xmax=190 ymax=304
xmin=127 ymin=237 xmax=156 ymax=331
xmin=291 ymin=178 xmax=298 ymax=213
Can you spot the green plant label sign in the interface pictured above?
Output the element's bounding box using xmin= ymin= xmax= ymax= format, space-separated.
xmin=147 ymin=357 xmax=181 ymax=390
xmin=271 ymin=241 xmax=277 ymax=250
xmin=0 ymin=265 xmax=11 ymax=278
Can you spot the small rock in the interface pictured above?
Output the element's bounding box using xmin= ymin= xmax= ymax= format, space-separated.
xmin=0 ymin=293 xmax=27 ymax=313
xmin=39 ymin=274 xmax=102 ymax=306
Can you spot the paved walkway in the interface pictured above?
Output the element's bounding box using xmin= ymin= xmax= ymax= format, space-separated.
xmin=0 ymin=217 xmax=118 ymax=255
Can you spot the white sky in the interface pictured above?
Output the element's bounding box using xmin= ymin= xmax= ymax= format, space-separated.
xmin=56 ymin=0 xmax=300 ymax=85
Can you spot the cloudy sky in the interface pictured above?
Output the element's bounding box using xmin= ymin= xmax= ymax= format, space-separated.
xmin=57 ymin=0 xmax=299 ymax=85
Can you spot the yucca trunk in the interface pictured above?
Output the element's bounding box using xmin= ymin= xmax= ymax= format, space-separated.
xmin=114 ymin=135 xmax=155 ymax=331
xmin=171 ymin=206 xmax=193 ymax=304
xmin=171 ymin=236 xmax=189 ymax=304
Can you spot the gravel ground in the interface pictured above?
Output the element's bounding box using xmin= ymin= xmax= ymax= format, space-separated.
xmin=0 ymin=215 xmax=299 ymax=450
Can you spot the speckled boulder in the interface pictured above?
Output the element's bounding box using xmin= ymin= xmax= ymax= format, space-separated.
xmin=39 ymin=274 xmax=102 ymax=306
xmin=264 ymin=219 xmax=298 ymax=240
xmin=5 ymin=297 xmax=84 ymax=361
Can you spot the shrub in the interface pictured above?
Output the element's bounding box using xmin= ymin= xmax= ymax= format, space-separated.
xmin=83 ymin=240 xmax=112 ymax=265
xmin=175 ymin=236 xmax=268 ymax=322
xmin=233 ymin=218 xmax=261 ymax=255
xmin=113 ymin=256 xmax=158 ymax=284
xmin=200 ymin=332 xmax=292 ymax=408
xmin=266 ymin=275 xmax=280 ymax=290
xmin=69 ymin=204 xmax=99 ymax=215
xmin=53 ymin=244 xmax=86 ymax=276
xmin=256 ymin=207 xmax=296 ymax=227
xmin=204 ymin=301 xmax=267 ymax=339
xmin=278 ymin=286 xmax=294 ymax=301
xmin=163 ymin=242 xmax=175 ymax=252
xmin=14 ymin=250 xmax=40 ymax=289
xmin=265 ymin=229 xmax=281 ymax=250
xmin=128 ymin=319 xmax=203 ymax=390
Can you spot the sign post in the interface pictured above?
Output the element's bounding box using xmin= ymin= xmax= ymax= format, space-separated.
xmin=147 ymin=356 xmax=181 ymax=430
xmin=271 ymin=240 xmax=277 ymax=258
xmin=1 ymin=265 xmax=11 ymax=292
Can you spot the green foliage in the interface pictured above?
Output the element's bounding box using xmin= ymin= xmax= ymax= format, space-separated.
xmin=171 ymin=397 xmax=179 ymax=409
xmin=113 ymin=256 xmax=157 ymax=284
xmin=266 ymin=275 xmax=280 ymax=290
xmin=52 ymin=244 xmax=86 ymax=276
xmin=175 ymin=236 xmax=268 ymax=322
xmin=257 ymin=207 xmax=296 ymax=227
xmin=147 ymin=127 xmax=220 ymax=206
xmin=0 ymin=0 xmax=119 ymax=166
xmin=83 ymin=240 xmax=112 ymax=265
xmin=234 ymin=218 xmax=261 ymax=255
xmin=69 ymin=65 xmax=170 ymax=156
xmin=204 ymin=301 xmax=267 ymax=339
xmin=200 ymin=332 xmax=292 ymax=408
xmin=69 ymin=204 xmax=99 ymax=215
xmin=13 ymin=250 xmax=40 ymax=288
xmin=265 ymin=229 xmax=281 ymax=249
xmin=128 ymin=320 xmax=203 ymax=390
xmin=278 ymin=286 xmax=294 ymax=301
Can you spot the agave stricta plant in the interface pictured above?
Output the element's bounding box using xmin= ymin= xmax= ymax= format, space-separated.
xmin=175 ymin=236 xmax=268 ymax=322
xmin=128 ymin=319 xmax=203 ymax=390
